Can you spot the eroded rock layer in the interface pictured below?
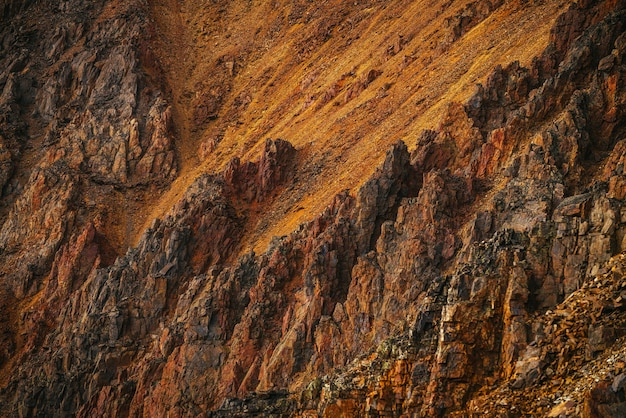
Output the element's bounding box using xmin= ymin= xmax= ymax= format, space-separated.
xmin=2 ymin=0 xmax=626 ymax=417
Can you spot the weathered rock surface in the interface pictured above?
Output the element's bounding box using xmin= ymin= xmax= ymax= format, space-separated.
xmin=2 ymin=0 xmax=626 ymax=417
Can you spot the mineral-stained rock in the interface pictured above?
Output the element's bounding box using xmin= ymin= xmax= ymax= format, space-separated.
xmin=224 ymin=138 xmax=297 ymax=203
xmin=0 ymin=163 xmax=77 ymax=298
xmin=2 ymin=0 xmax=626 ymax=417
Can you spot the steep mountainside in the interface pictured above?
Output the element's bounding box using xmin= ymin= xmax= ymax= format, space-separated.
xmin=1 ymin=0 xmax=626 ymax=416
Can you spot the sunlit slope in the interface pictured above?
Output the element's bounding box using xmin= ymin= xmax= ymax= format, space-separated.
xmin=144 ymin=0 xmax=569 ymax=253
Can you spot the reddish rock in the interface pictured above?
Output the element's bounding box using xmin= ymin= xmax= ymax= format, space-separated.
xmin=2 ymin=1 xmax=626 ymax=418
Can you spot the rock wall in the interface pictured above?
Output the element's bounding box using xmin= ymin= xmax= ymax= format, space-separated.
xmin=1 ymin=0 xmax=626 ymax=417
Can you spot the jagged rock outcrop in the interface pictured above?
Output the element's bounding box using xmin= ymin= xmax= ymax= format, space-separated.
xmin=0 ymin=0 xmax=179 ymax=407
xmin=2 ymin=0 xmax=626 ymax=417
xmin=2 ymin=134 xmax=297 ymax=416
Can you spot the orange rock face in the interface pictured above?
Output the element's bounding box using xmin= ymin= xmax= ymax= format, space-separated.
xmin=2 ymin=0 xmax=626 ymax=417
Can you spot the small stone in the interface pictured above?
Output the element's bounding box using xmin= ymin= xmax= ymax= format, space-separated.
xmin=598 ymin=54 xmax=616 ymax=71
xmin=612 ymin=374 xmax=626 ymax=393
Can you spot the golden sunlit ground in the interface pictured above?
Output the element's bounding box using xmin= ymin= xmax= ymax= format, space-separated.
xmin=140 ymin=0 xmax=570 ymax=255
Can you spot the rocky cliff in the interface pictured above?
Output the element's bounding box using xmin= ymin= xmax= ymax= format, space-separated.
xmin=2 ymin=0 xmax=626 ymax=416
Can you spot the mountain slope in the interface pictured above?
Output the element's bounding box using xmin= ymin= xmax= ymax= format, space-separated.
xmin=141 ymin=0 xmax=572 ymax=253
xmin=1 ymin=0 xmax=626 ymax=416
